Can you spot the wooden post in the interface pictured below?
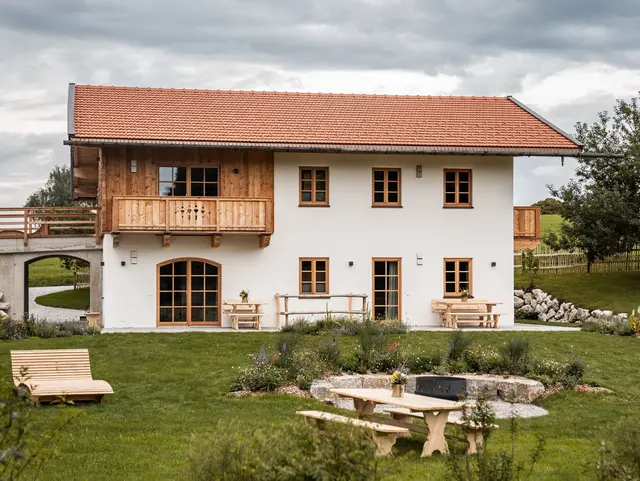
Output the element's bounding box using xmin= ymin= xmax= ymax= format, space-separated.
xmin=94 ymin=209 xmax=101 ymax=245
xmin=23 ymin=210 xmax=28 ymax=246
xmin=164 ymin=198 xmax=170 ymax=231
xmin=348 ymin=295 xmax=353 ymax=320
xmin=284 ymin=295 xmax=289 ymax=327
xmin=275 ymin=293 xmax=281 ymax=330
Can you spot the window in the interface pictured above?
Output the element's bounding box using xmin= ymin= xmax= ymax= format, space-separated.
xmin=158 ymin=258 xmax=220 ymax=325
xmin=299 ymin=258 xmax=329 ymax=294
xmin=372 ymin=168 xmax=401 ymax=206
xmin=443 ymin=169 xmax=472 ymax=207
xmin=444 ymin=258 xmax=472 ymax=296
xmin=299 ymin=168 xmax=329 ymax=206
xmin=372 ymin=258 xmax=401 ymax=320
xmin=159 ymin=166 xmax=219 ymax=197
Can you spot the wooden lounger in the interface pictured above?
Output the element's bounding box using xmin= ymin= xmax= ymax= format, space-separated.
xmin=297 ymin=410 xmax=408 ymax=456
xmin=11 ymin=349 xmax=114 ymax=406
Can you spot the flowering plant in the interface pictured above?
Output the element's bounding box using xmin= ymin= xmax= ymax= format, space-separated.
xmin=629 ymin=307 xmax=639 ymax=334
xmin=390 ymin=370 xmax=408 ymax=386
xmin=460 ymin=288 xmax=474 ymax=300
xmin=239 ymin=289 xmax=250 ymax=300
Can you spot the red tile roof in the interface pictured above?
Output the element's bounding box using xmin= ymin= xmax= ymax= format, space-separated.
xmin=70 ymin=85 xmax=581 ymax=154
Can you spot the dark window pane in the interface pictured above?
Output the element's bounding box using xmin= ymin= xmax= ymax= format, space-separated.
xmin=301 ymin=261 xmax=312 ymax=271
xmin=301 ymin=192 xmax=312 ymax=202
xmin=192 ymin=276 xmax=204 ymax=291
xmin=388 ymin=193 xmax=398 ymax=204
xmin=445 ymin=183 xmax=456 ymax=193
xmin=316 ymin=261 xmax=326 ymax=271
xmin=191 ymin=183 xmax=204 ymax=196
xmin=459 ymin=194 xmax=470 ymax=204
xmin=174 ymin=167 xmax=187 ymax=182
xmin=191 ymin=168 xmax=204 ymax=182
xmin=459 ymin=272 xmax=469 ymax=282
xmin=159 ymin=264 xmax=172 ymax=276
xmin=301 ymin=181 xmax=312 ymax=191
xmin=192 ymin=292 xmax=204 ymax=307
xmin=445 ymin=171 xmax=456 ymax=182
xmin=374 ymin=306 xmax=385 ymax=320
xmin=459 ymin=261 xmax=469 ymax=271
xmin=205 ymin=308 xmax=218 ymax=322
xmin=205 ymin=277 xmax=218 ymax=290
xmin=373 ymin=181 xmax=385 ymax=192
xmin=375 ymin=292 xmax=386 ymax=305
xmin=374 ymin=192 xmax=385 ymax=203
xmin=374 ymin=276 xmax=385 ymax=290
xmin=458 ymin=171 xmax=469 ymax=182
xmin=205 ymin=292 xmax=218 ymax=306
xmin=374 ymin=170 xmax=385 ymax=181
xmin=205 ymin=263 xmax=218 ymax=275
xmin=159 ymin=183 xmax=173 ymax=196
xmin=174 ymin=292 xmax=187 ymax=307
xmin=174 ymin=182 xmax=187 ymax=196
xmin=302 ymin=283 xmax=312 ymax=293
xmin=316 ymin=271 xmax=326 ymax=282
xmin=445 ymin=272 xmax=455 ymax=282
xmin=445 ymin=193 xmax=456 ymax=203
xmin=174 ymin=276 xmax=187 ymax=291
xmin=316 ymin=169 xmax=326 ymax=180
xmin=174 ymin=261 xmax=187 ymax=275
xmin=445 ymin=283 xmax=457 ymax=293
xmin=374 ymin=262 xmax=385 ymax=275
xmin=388 ymin=170 xmax=399 ymax=181
xmin=459 ymin=282 xmax=469 ymax=291
xmin=301 ymin=271 xmax=312 ymax=282
xmin=316 ymin=181 xmax=326 ymax=191
xmin=205 ymin=168 xmax=218 ymax=182
xmin=191 ymin=308 xmax=204 ymax=322
xmin=204 ymin=183 xmax=218 ymax=197
xmin=388 ymin=181 xmax=398 ymax=192
xmin=458 ymin=182 xmax=469 ymax=193
xmin=192 ymin=262 xmax=204 ymax=276
xmin=301 ymin=170 xmax=312 ymax=180
xmin=174 ymin=308 xmax=187 ymax=322
xmin=159 ymin=167 xmax=174 ymax=182
xmin=159 ymin=308 xmax=173 ymax=322
xmin=159 ymin=277 xmax=172 ymax=291
xmin=160 ymin=292 xmax=172 ymax=307
xmin=316 ymin=192 xmax=326 ymax=202
xmin=316 ymin=283 xmax=326 ymax=293
xmin=445 ymin=261 xmax=456 ymax=272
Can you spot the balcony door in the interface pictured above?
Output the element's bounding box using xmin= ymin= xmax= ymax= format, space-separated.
xmin=157 ymin=258 xmax=221 ymax=326
xmin=372 ymin=258 xmax=401 ymax=320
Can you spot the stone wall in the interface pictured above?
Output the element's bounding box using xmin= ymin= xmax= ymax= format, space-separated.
xmin=0 ymin=291 xmax=8 ymax=321
xmin=514 ymin=288 xmax=626 ymax=323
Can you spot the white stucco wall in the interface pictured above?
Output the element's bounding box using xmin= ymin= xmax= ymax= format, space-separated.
xmin=102 ymin=153 xmax=514 ymax=329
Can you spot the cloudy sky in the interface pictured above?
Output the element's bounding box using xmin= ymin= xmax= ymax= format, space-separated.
xmin=1 ymin=0 xmax=639 ymax=206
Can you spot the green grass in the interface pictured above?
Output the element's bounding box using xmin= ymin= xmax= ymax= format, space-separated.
xmin=27 ymin=258 xmax=74 ymax=287
xmin=515 ymin=319 xmax=581 ymax=328
xmin=1 ymin=331 xmax=638 ymax=480
xmin=516 ymin=271 xmax=640 ymax=313
xmin=34 ymin=287 xmax=90 ymax=310
xmin=540 ymin=214 xmax=563 ymax=237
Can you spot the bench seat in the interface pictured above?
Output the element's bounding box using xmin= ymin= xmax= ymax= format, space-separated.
xmin=297 ymin=410 xmax=408 ymax=456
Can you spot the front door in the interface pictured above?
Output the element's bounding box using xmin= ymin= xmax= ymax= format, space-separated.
xmin=372 ymin=258 xmax=401 ymax=320
xmin=158 ymin=258 xmax=221 ymax=326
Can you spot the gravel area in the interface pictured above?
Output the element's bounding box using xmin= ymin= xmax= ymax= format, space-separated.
xmin=29 ymin=286 xmax=85 ymax=322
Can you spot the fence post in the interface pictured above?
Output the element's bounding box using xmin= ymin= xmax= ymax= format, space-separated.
xmin=275 ymin=293 xmax=281 ymax=330
xmin=284 ymin=295 xmax=289 ymax=327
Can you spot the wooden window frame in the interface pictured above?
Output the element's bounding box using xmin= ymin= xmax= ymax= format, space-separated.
xmin=372 ymin=168 xmax=402 ymax=207
xmin=299 ymin=257 xmax=329 ymax=295
xmin=443 ymin=169 xmax=473 ymax=207
xmin=299 ymin=167 xmax=330 ymax=207
xmin=157 ymin=258 xmax=221 ymax=326
xmin=443 ymin=258 xmax=472 ymax=297
xmin=158 ymin=165 xmax=220 ymax=197
xmin=371 ymin=257 xmax=402 ymax=320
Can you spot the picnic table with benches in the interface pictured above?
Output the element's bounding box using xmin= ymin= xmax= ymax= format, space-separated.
xmin=223 ymin=299 xmax=265 ymax=330
xmin=432 ymin=299 xmax=503 ymax=329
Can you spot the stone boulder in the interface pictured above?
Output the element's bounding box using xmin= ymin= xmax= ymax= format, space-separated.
xmin=576 ymin=308 xmax=590 ymax=322
xmin=531 ymin=288 xmax=543 ymax=297
xmin=514 ymin=297 xmax=524 ymax=309
xmin=523 ymin=292 xmax=533 ymax=304
xmin=530 ymin=298 xmax=538 ymax=309
xmin=545 ymin=309 xmax=556 ymax=321
xmin=514 ymin=289 xmax=525 ymax=298
xmin=0 ymin=302 xmax=9 ymax=311
xmin=518 ymin=305 xmax=534 ymax=316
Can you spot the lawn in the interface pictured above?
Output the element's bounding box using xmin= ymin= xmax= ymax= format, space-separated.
xmin=515 ymin=271 xmax=640 ymax=313
xmin=1 ymin=331 xmax=638 ymax=480
xmin=27 ymin=258 xmax=75 ymax=287
xmin=540 ymin=214 xmax=562 ymax=237
xmin=34 ymin=287 xmax=90 ymax=310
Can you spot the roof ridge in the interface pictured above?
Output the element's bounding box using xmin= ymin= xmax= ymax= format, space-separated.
xmin=73 ymin=84 xmax=508 ymax=100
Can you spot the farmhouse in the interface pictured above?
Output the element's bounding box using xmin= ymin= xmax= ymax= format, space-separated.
xmin=64 ymin=84 xmax=582 ymax=329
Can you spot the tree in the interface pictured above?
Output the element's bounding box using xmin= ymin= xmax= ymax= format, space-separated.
xmin=532 ymin=197 xmax=563 ymax=215
xmin=546 ymin=93 xmax=640 ymax=272
xmin=24 ymin=165 xmax=75 ymax=208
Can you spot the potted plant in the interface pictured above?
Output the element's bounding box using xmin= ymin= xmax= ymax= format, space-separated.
xmin=239 ymin=289 xmax=250 ymax=303
xmin=390 ymin=371 xmax=408 ymax=398
xmin=460 ymin=288 xmax=474 ymax=303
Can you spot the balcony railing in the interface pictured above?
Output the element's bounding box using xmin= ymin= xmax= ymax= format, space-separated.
xmin=111 ymin=196 xmax=273 ymax=233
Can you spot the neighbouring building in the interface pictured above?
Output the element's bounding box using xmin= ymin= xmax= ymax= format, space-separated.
xmin=65 ymin=84 xmax=582 ymax=329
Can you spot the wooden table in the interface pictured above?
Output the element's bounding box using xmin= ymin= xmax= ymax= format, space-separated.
xmin=223 ymin=299 xmax=265 ymax=330
xmin=330 ymin=388 xmax=463 ymax=456
xmin=435 ymin=299 xmax=502 ymax=328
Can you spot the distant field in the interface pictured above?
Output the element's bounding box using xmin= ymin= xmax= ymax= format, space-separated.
xmin=541 ymin=214 xmax=563 ymax=236
xmin=34 ymin=287 xmax=90 ymax=310
xmin=28 ymin=258 xmax=75 ymax=287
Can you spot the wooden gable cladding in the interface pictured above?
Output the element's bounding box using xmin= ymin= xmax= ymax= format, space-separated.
xmin=100 ymin=146 xmax=274 ymax=232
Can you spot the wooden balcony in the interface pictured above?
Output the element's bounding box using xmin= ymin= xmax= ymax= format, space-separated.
xmin=111 ymin=196 xmax=273 ymax=247
xmin=514 ymin=206 xmax=541 ymax=250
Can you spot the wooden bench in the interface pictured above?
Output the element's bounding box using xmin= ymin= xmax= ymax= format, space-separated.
xmin=431 ymin=299 xmax=502 ymax=328
xmin=223 ymin=301 xmax=265 ymax=330
xmin=11 ymin=349 xmax=114 ymax=406
xmin=384 ymin=408 xmax=499 ymax=454
xmin=450 ymin=312 xmax=502 ymax=329
xmin=297 ymin=410 xmax=408 ymax=456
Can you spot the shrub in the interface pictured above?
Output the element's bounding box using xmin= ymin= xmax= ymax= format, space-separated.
xmin=0 ymin=318 xmax=29 ymax=340
xmin=582 ymin=316 xmax=635 ymax=336
xmin=274 ymin=333 xmax=303 ymax=369
xmin=290 ymin=350 xmax=324 ymax=390
xmin=280 ymin=318 xmax=322 ymax=336
xmin=589 ymin=421 xmax=640 ymax=480
xmin=316 ymin=337 xmax=341 ymax=372
xmin=405 ymin=352 xmax=444 ymax=373
xmin=29 ymin=320 xmax=72 ymax=339
xmin=466 ymin=347 xmax=504 ymax=373
xmin=230 ymin=349 xmax=287 ymax=392
xmin=188 ymin=420 xmax=380 ymax=481
xmin=499 ymin=338 xmax=531 ymax=375
xmin=448 ymin=330 xmax=473 ymax=363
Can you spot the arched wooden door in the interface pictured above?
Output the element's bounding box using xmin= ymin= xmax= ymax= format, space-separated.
xmin=157 ymin=258 xmax=221 ymax=326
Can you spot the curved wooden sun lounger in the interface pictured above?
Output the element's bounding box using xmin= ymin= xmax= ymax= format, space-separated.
xmin=11 ymin=349 xmax=113 ymax=406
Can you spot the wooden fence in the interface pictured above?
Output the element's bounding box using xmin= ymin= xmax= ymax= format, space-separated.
xmin=514 ymin=243 xmax=640 ymax=273
xmin=73 ymin=269 xmax=90 ymax=289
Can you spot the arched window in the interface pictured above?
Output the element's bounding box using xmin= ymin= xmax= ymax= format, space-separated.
xmin=157 ymin=259 xmax=220 ymax=325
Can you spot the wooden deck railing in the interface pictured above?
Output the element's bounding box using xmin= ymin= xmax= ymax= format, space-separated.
xmin=112 ymin=196 xmax=273 ymax=233
xmin=0 ymin=207 xmax=99 ymax=246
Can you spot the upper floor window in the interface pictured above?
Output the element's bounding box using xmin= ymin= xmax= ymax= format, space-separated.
xmin=444 ymin=258 xmax=472 ymax=296
xmin=299 ymin=167 xmax=329 ymax=206
xmin=300 ymin=258 xmax=329 ymax=294
xmin=372 ymin=168 xmax=401 ymax=207
xmin=159 ymin=166 xmax=219 ymax=197
xmin=443 ymin=169 xmax=472 ymax=207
